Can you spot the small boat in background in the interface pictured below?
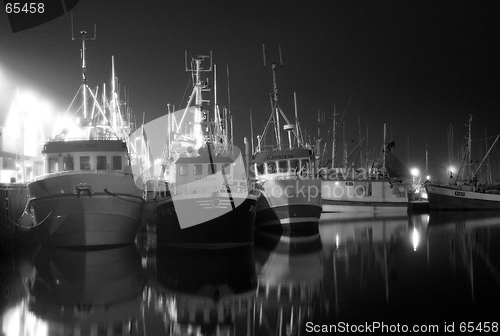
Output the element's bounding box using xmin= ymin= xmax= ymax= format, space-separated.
xmin=17 ymin=30 xmax=144 ymax=247
xmin=321 ymin=123 xmax=410 ymax=213
xmin=426 ymin=115 xmax=500 ymax=210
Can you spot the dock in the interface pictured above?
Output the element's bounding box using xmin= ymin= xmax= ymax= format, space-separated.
xmin=1 ymin=183 xmax=28 ymax=252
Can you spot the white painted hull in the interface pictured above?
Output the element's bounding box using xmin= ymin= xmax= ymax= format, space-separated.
xmin=19 ymin=171 xmax=144 ymax=247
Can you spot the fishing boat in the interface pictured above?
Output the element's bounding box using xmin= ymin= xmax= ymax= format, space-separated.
xmin=16 ymin=30 xmax=144 ymax=247
xmin=426 ymin=115 xmax=500 ymax=210
xmin=150 ymin=53 xmax=259 ymax=248
xmin=251 ymin=60 xmax=322 ymax=230
xmin=321 ymin=124 xmax=410 ymax=213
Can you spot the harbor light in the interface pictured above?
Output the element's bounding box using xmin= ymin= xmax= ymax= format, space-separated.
xmin=410 ymin=168 xmax=420 ymax=185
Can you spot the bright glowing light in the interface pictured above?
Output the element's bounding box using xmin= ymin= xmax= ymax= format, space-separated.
xmin=2 ymin=300 xmax=48 ymax=336
xmin=426 ymin=175 xmax=431 ymax=180
xmin=448 ymin=166 xmax=456 ymax=174
xmin=335 ymin=234 xmax=340 ymax=249
xmin=412 ymin=227 xmax=420 ymax=251
xmin=4 ymin=90 xmax=55 ymax=156
xmin=52 ymin=115 xmax=83 ymax=139
xmin=410 ymin=168 xmax=420 ymax=177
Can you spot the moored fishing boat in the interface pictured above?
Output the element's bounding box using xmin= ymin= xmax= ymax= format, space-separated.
xmin=426 ymin=115 xmax=500 ymax=210
xmin=321 ymin=124 xmax=410 ymax=213
xmin=149 ymin=53 xmax=259 ymax=248
xmin=16 ymin=31 xmax=144 ymax=247
xmin=252 ymin=147 xmax=322 ymax=229
xmin=251 ymin=59 xmax=322 ymax=230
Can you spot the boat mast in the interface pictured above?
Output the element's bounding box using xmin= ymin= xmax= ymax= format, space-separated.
xmin=271 ymin=61 xmax=282 ymax=150
xmin=467 ymin=114 xmax=473 ymax=182
xmin=331 ymin=106 xmax=337 ymax=169
xmin=72 ymin=15 xmax=96 ymax=121
xmin=382 ymin=123 xmax=387 ymax=175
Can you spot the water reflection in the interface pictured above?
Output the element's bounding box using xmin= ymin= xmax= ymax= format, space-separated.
xmin=2 ymin=244 xmax=145 ymax=336
xmin=426 ymin=211 xmax=500 ymax=304
xmin=253 ymin=228 xmax=325 ymax=336
xmin=319 ymin=212 xmax=411 ymax=322
xmin=317 ymin=211 xmax=500 ymax=324
xmin=149 ymin=245 xmax=257 ymax=336
xmin=3 ymin=211 xmax=500 ymax=334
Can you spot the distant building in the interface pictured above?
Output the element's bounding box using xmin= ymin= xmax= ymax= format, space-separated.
xmin=0 ymin=126 xmax=43 ymax=183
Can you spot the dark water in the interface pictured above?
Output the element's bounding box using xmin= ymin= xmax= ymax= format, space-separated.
xmin=2 ymin=210 xmax=500 ymax=335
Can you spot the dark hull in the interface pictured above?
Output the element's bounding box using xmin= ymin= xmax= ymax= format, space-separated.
xmin=255 ymin=178 xmax=322 ymax=230
xmin=426 ymin=184 xmax=500 ymax=210
xmin=255 ymin=202 xmax=322 ymax=230
xmin=155 ymin=196 xmax=257 ymax=248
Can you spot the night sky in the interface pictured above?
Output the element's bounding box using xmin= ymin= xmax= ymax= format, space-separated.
xmin=1 ymin=0 xmax=499 ymax=181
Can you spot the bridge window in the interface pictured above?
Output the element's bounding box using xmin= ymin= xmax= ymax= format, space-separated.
xmin=278 ymin=160 xmax=288 ymax=173
xmin=193 ymin=164 xmax=203 ymax=175
xmin=346 ymin=182 xmax=354 ymax=186
xmin=48 ymin=158 xmax=59 ymax=173
xmin=290 ymin=159 xmax=299 ymax=171
xmin=63 ymin=155 xmax=74 ymax=171
xmin=97 ymin=156 xmax=107 ymax=170
xmin=300 ymin=159 xmax=310 ymax=170
xmin=80 ymin=156 xmax=91 ymax=170
xmin=266 ymin=162 xmax=276 ymax=174
xmin=255 ymin=163 xmax=264 ymax=175
xmin=179 ymin=164 xmax=188 ymax=176
xmin=112 ymin=156 xmax=122 ymax=170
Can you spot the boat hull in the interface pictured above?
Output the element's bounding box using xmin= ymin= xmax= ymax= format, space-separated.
xmin=426 ymin=184 xmax=500 ymax=210
xmin=155 ymin=193 xmax=259 ymax=248
xmin=321 ymin=179 xmax=408 ymax=213
xmin=18 ymin=172 xmax=144 ymax=247
xmin=255 ymin=178 xmax=322 ymax=230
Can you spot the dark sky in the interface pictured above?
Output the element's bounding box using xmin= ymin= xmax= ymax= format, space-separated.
xmin=1 ymin=0 xmax=499 ymax=181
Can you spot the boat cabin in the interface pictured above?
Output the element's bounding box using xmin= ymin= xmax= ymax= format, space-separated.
xmin=252 ymin=148 xmax=315 ymax=178
xmin=166 ymin=156 xmax=237 ymax=194
xmin=42 ymin=139 xmax=129 ymax=174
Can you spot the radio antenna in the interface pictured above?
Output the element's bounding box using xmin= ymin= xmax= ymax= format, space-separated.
xmin=279 ymin=44 xmax=283 ymax=68
xmin=71 ymin=13 xmax=96 ymax=119
xmin=262 ymin=44 xmax=267 ymax=68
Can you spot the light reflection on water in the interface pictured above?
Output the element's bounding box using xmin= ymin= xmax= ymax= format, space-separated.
xmin=2 ymin=211 xmax=500 ymax=335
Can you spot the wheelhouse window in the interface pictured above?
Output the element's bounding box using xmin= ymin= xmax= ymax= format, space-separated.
xmin=112 ymin=156 xmax=122 ymax=170
xmin=193 ymin=164 xmax=203 ymax=175
xmin=48 ymin=158 xmax=58 ymax=173
xmin=179 ymin=164 xmax=188 ymax=176
xmin=300 ymin=159 xmax=310 ymax=170
xmin=290 ymin=159 xmax=299 ymax=172
xmin=209 ymin=163 xmax=217 ymax=174
xmin=63 ymin=155 xmax=74 ymax=171
xmin=255 ymin=163 xmax=264 ymax=175
xmin=278 ymin=160 xmax=288 ymax=173
xmin=266 ymin=162 xmax=276 ymax=174
xmin=222 ymin=163 xmax=231 ymax=175
xmin=97 ymin=156 xmax=107 ymax=170
xmin=80 ymin=156 xmax=91 ymax=170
